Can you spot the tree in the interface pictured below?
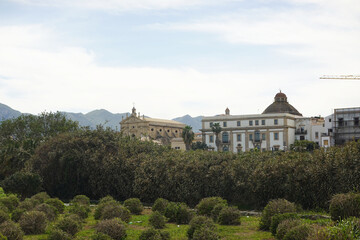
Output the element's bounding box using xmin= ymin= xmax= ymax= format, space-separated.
xmin=211 ymin=123 xmax=222 ymax=151
xmin=182 ymin=126 xmax=195 ymax=151
xmin=191 ymin=142 xmax=208 ymax=151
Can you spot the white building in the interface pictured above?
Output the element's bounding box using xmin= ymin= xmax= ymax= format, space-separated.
xmin=295 ymin=117 xmax=329 ymax=147
xmin=201 ymin=92 xmax=303 ymax=152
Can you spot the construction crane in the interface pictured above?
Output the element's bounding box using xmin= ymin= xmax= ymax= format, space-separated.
xmin=320 ymin=75 xmax=360 ymax=80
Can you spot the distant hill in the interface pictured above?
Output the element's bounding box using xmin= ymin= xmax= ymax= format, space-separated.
xmin=0 ymin=102 xmax=202 ymax=131
xmin=172 ymin=115 xmax=203 ymax=132
xmin=0 ymin=103 xmax=22 ymax=121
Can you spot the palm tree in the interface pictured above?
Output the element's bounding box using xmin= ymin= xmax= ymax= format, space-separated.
xmin=211 ymin=123 xmax=222 ymax=151
xmin=182 ymin=125 xmax=194 ymax=151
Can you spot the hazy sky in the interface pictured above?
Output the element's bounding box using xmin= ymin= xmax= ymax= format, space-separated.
xmin=0 ymin=0 xmax=359 ymax=119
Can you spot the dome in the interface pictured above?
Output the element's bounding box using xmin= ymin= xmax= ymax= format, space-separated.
xmin=262 ymin=91 xmax=302 ymax=116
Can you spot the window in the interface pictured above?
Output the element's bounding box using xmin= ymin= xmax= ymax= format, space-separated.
xmin=315 ymin=132 xmax=319 ymax=139
xmin=249 ymin=134 xmax=253 ymax=141
xmin=210 ymin=135 xmax=214 ymax=143
xmin=354 ymin=117 xmax=359 ymax=126
xmin=237 ymin=134 xmax=241 ymax=141
xmin=300 ymin=136 xmax=305 ymax=140
xmin=222 ymin=132 xmax=229 ymax=143
xmin=329 ymin=118 xmax=332 ymax=122
xmin=274 ymin=132 xmax=279 ymax=140
xmin=274 ymin=119 xmax=278 ymax=125
xmin=249 ymin=120 xmax=253 ymax=126
xmin=210 ymin=122 xmax=214 ymax=128
xmin=167 ymin=130 xmax=170 ymax=132
xmin=175 ymin=130 xmax=178 ymax=133
xmin=151 ymin=128 xmax=154 ymax=131
xmin=255 ymin=131 xmax=260 ymax=142
xmin=223 ymin=121 xmax=227 ymax=127
xmin=175 ymin=147 xmax=180 ymax=150
xmin=132 ymin=126 xmax=135 ymax=128
xmin=262 ymin=120 xmax=265 ymax=125
xmin=237 ymin=121 xmax=241 ymax=126
xmin=273 ymin=146 xmax=280 ymax=151
xmin=339 ymin=118 xmax=344 ymax=126
xmin=262 ymin=133 xmax=266 ymax=140
xmin=255 ymin=120 xmax=259 ymax=126
xmin=324 ymin=140 xmax=329 ymax=146
xmin=159 ymin=129 xmax=162 ymax=132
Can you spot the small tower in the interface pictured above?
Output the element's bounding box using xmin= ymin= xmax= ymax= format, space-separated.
xmin=225 ymin=107 xmax=230 ymax=115
xmin=132 ymin=106 xmax=136 ymax=116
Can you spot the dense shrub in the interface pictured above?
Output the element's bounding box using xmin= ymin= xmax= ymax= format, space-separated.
xmin=0 ymin=211 xmax=9 ymax=225
xmin=196 ymin=197 xmax=227 ymax=217
xmin=176 ymin=203 xmax=193 ymax=225
xmin=95 ymin=219 xmax=127 ymax=240
xmin=91 ymin=232 xmax=112 ymax=240
xmin=192 ymin=227 xmax=219 ymax=240
xmin=139 ymin=228 xmax=170 ymax=240
xmin=71 ymin=195 xmax=90 ymax=206
xmin=164 ymin=202 xmax=178 ymax=223
xmin=10 ymin=209 xmax=25 ymax=223
xmin=270 ymin=213 xmax=299 ymax=236
xmin=34 ymin=203 xmax=57 ymax=221
xmin=30 ymin=192 xmax=50 ymax=204
xmin=124 ymin=198 xmax=143 ymax=215
xmin=0 ymin=233 xmax=6 ymax=240
xmin=17 ymin=199 xmax=37 ymax=211
xmin=47 ymin=229 xmax=72 ymax=240
xmin=210 ymin=204 xmax=225 ymax=222
xmin=152 ymin=198 xmax=169 ymax=214
xmin=187 ymin=216 xmax=216 ymax=240
xmin=45 ymin=199 xmax=65 ymax=214
xmin=283 ymin=223 xmax=312 ymax=240
xmin=19 ymin=211 xmax=46 ymax=234
xmin=276 ymin=219 xmax=302 ymax=240
xmin=259 ymin=199 xmax=297 ymax=230
xmin=0 ymin=196 xmax=19 ymax=212
xmin=329 ymin=192 xmax=360 ymax=221
xmin=68 ymin=205 xmax=90 ymax=219
xmin=54 ymin=217 xmax=81 ymax=236
xmin=1 ymin=172 xmax=42 ymax=199
xmin=149 ymin=211 xmax=167 ymax=229
xmin=94 ymin=201 xmax=116 ymax=220
xmin=217 ymin=207 xmax=241 ymax=225
xmin=0 ymin=221 xmax=24 ymax=240
xmin=0 ymin=205 xmax=8 ymax=214
xmin=309 ymin=217 xmax=360 ymax=240
xmin=101 ymin=204 xmax=130 ymax=223
xmin=99 ymin=196 xmax=115 ymax=205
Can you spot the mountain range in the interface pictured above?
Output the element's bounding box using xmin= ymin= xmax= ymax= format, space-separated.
xmin=0 ymin=103 xmax=203 ymax=132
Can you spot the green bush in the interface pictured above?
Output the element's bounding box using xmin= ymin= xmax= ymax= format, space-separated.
xmin=164 ymin=202 xmax=178 ymax=223
xmin=0 ymin=221 xmax=24 ymax=240
xmin=0 ymin=211 xmax=9 ymax=225
xmin=124 ymin=198 xmax=143 ymax=215
xmin=276 ymin=219 xmax=302 ymax=240
xmin=94 ymin=201 xmax=118 ymax=220
xmin=101 ymin=204 xmax=130 ymax=223
xmin=149 ymin=211 xmax=167 ymax=229
xmin=329 ymin=193 xmax=360 ymax=221
xmin=0 ymin=233 xmax=7 ymax=240
xmin=54 ymin=217 xmax=81 ymax=236
xmin=283 ymin=223 xmax=312 ymax=240
xmin=217 ymin=207 xmax=241 ymax=225
xmin=192 ymin=227 xmax=220 ymax=240
xmin=17 ymin=199 xmax=37 ymax=211
xmin=91 ymin=232 xmax=112 ymax=240
xmin=45 ymin=199 xmax=65 ymax=214
xmin=0 ymin=188 xmax=5 ymax=198
xmin=30 ymin=192 xmax=50 ymax=204
xmin=176 ymin=203 xmax=193 ymax=225
xmin=68 ymin=204 xmax=90 ymax=219
xmin=259 ymin=199 xmax=297 ymax=230
xmin=152 ymin=198 xmax=169 ymax=214
xmin=270 ymin=213 xmax=299 ymax=236
xmin=1 ymin=172 xmax=42 ymax=199
xmin=95 ymin=219 xmax=127 ymax=240
xmin=316 ymin=217 xmax=360 ymax=240
xmin=0 ymin=196 xmax=19 ymax=213
xmin=187 ymin=216 xmax=216 ymax=240
xmin=47 ymin=229 xmax=72 ymax=240
xmin=99 ymin=196 xmax=115 ymax=205
xmin=139 ymin=228 xmax=170 ymax=240
xmin=195 ymin=197 xmax=227 ymax=217
xmin=0 ymin=205 xmax=8 ymax=214
xmin=34 ymin=203 xmax=58 ymax=221
xmin=70 ymin=195 xmax=90 ymax=206
xmin=210 ymin=204 xmax=225 ymax=222
xmin=19 ymin=211 xmax=46 ymax=234
xmin=10 ymin=209 xmax=25 ymax=223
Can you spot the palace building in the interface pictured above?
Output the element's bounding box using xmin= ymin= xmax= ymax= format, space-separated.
xmin=201 ymin=91 xmax=303 ymax=152
xmin=120 ymin=107 xmax=186 ymax=145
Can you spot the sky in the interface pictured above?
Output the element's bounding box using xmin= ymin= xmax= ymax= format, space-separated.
xmin=0 ymin=0 xmax=359 ymax=119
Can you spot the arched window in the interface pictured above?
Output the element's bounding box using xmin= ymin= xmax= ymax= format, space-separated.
xmin=222 ymin=132 xmax=229 ymax=143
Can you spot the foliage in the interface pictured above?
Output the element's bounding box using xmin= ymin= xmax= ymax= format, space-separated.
xmin=152 ymin=198 xmax=169 ymax=215
xmin=71 ymin=195 xmax=90 ymax=206
xmin=10 ymin=209 xmax=25 ymax=223
xmin=322 ymin=217 xmax=360 ymax=240
xmin=182 ymin=126 xmax=195 ymax=151
xmin=329 ymin=193 xmax=360 ymax=221
xmin=192 ymin=227 xmax=220 ymax=240
xmin=196 ymin=197 xmax=227 ymax=217
xmin=34 ymin=203 xmax=58 ymax=221
xmin=187 ymin=216 xmax=216 ymax=240
xmin=68 ymin=204 xmax=90 ymax=220
xmin=48 ymin=229 xmax=72 ymax=240
xmin=18 ymin=211 xmax=46 ymax=234
xmin=91 ymin=232 xmax=112 ymax=240
xmin=0 ymin=188 xmax=5 ymax=198
xmin=211 ymin=123 xmax=222 ymax=151
xmin=95 ymin=219 xmax=127 ymax=240
xmin=45 ymin=198 xmax=65 ymax=214
xmin=138 ymin=228 xmax=170 ymax=240
xmin=100 ymin=204 xmax=130 ymax=223
xmin=217 ymin=206 xmax=241 ymax=225
xmin=0 ymin=196 xmax=19 ymax=213
xmin=17 ymin=198 xmax=38 ymax=211
xmin=0 ymin=211 xmax=9 ymax=225
xmin=0 ymin=172 xmax=42 ymax=200
xmin=99 ymin=196 xmax=115 ymax=205
xmin=283 ymin=223 xmax=312 ymax=240
xmin=123 ymin=198 xmax=143 ymax=215
xmin=149 ymin=211 xmax=167 ymax=229
xmin=176 ymin=203 xmax=193 ymax=224
xmin=30 ymin=192 xmax=50 ymax=204
xmin=0 ymin=221 xmax=24 ymax=240
xmin=290 ymin=140 xmax=319 ymax=152
xmin=275 ymin=219 xmax=302 ymax=240
xmin=259 ymin=199 xmax=297 ymax=230
xmin=191 ymin=142 xmax=208 ymax=151
xmin=54 ymin=217 xmax=81 ymax=236
xmin=0 ymin=233 xmax=6 ymax=240
xmin=270 ymin=213 xmax=299 ymax=236
xmin=210 ymin=204 xmax=225 ymax=222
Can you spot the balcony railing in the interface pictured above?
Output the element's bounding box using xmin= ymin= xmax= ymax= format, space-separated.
xmin=295 ymin=129 xmax=307 ymax=135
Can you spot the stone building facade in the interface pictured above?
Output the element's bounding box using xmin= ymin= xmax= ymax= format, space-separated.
xmin=120 ymin=107 xmax=186 ymax=145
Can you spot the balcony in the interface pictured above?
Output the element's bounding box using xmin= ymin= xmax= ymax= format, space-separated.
xmin=295 ymin=129 xmax=307 ymax=135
